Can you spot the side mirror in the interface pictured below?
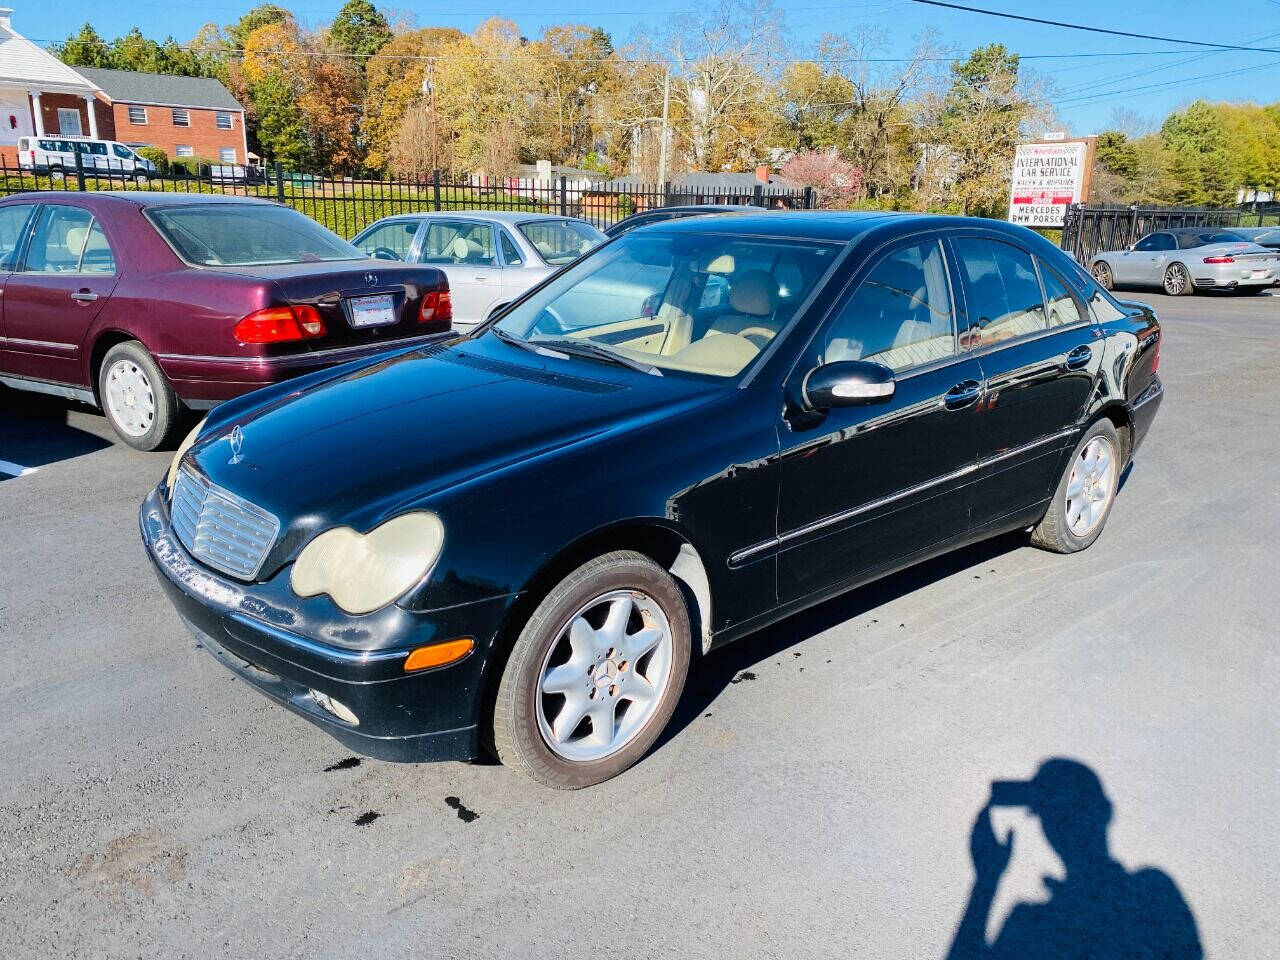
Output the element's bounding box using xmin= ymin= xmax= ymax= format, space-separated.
xmin=1126 ymin=243 xmax=1136 ymax=252
xmin=802 ymin=360 xmax=895 ymax=410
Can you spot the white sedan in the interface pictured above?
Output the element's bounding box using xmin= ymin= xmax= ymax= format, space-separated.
xmin=353 ymin=211 xmax=606 ymax=329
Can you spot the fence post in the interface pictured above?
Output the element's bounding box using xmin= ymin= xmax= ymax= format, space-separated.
xmin=274 ymin=162 xmax=285 ymax=204
xmin=432 ymin=169 xmax=441 ymax=211
xmin=804 ymin=186 xmax=816 ymax=210
xmin=661 ymin=181 xmax=671 ymax=208
xmin=753 ymin=183 xmax=764 ymax=208
xmin=74 ymin=150 xmax=86 ymax=192
xmin=559 ymin=175 xmax=568 ymax=216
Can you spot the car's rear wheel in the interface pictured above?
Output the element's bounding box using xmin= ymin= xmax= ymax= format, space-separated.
xmin=1163 ymin=262 xmax=1193 ymax=296
xmin=1091 ymin=261 xmax=1114 ymax=290
xmin=1031 ymin=419 xmax=1121 ymax=554
xmin=98 ymin=341 xmax=182 ymax=451
xmin=493 ymin=551 xmax=691 ymax=788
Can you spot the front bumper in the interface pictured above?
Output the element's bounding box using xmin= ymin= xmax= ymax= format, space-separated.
xmin=139 ymin=486 xmax=512 ymax=762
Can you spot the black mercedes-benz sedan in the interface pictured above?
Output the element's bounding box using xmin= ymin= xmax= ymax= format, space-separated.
xmin=140 ymin=213 xmax=1163 ymax=788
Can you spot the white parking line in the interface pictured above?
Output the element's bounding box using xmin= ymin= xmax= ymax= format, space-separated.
xmin=0 ymin=458 xmax=37 ymax=478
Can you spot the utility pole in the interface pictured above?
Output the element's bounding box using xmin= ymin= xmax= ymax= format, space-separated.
xmin=656 ymin=69 xmax=671 ymax=186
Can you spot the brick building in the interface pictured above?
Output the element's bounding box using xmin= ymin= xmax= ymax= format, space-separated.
xmin=76 ymin=67 xmax=247 ymax=165
xmin=0 ymin=9 xmax=247 ymax=167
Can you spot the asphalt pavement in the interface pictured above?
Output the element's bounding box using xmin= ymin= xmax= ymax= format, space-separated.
xmin=1 ymin=289 xmax=1277 ymax=958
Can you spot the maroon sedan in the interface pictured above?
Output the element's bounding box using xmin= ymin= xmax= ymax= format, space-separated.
xmin=0 ymin=192 xmax=453 ymax=449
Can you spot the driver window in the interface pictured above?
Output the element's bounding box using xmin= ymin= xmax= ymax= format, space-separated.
xmin=825 ymin=240 xmax=956 ymax=372
xmin=1134 ymin=234 xmax=1166 ymax=252
xmin=421 ymin=221 xmax=496 ymax=266
xmin=355 ymin=220 xmax=418 ymax=260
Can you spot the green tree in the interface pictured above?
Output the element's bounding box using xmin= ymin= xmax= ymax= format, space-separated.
xmin=1161 ymin=100 xmax=1234 ymax=206
xmin=1095 ymin=131 xmax=1138 ymax=180
xmin=227 ymin=4 xmax=292 ymax=50
xmin=328 ymin=0 xmax=392 ymax=61
xmin=59 ymin=23 xmax=112 ymax=67
xmin=249 ymin=71 xmax=309 ymax=167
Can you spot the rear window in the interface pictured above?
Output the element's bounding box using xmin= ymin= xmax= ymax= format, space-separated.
xmin=148 ymin=204 xmax=363 ymax=266
xmin=1177 ymin=231 xmax=1245 ymax=249
xmin=518 ymin=219 xmax=604 ymax=265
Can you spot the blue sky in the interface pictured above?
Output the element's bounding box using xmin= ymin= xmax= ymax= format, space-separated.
xmin=11 ymin=0 xmax=1280 ymax=134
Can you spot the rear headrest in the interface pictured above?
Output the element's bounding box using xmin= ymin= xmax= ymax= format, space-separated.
xmin=64 ymin=226 xmax=88 ymax=257
xmin=448 ymin=236 xmax=470 ymax=259
xmin=728 ymin=270 xmax=779 ymax=317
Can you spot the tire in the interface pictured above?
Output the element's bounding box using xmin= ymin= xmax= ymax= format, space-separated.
xmin=1091 ymin=261 xmax=1114 ymax=291
xmin=1163 ymin=262 xmax=1194 ymax=296
xmin=1031 ymin=419 xmax=1122 ymax=554
xmin=493 ymin=550 xmax=691 ymax=789
xmin=98 ymin=341 xmax=182 ymax=451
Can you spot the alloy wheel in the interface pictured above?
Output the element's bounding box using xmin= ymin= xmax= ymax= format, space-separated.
xmin=1092 ymin=263 xmax=1112 ymax=289
xmin=1165 ymin=263 xmax=1188 ymax=296
xmin=104 ymin=358 xmax=155 ymax=437
xmin=536 ymin=589 xmax=673 ymax=763
xmin=1065 ymin=436 xmax=1117 ymax=537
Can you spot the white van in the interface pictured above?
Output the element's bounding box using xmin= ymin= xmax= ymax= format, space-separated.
xmin=16 ymin=137 xmax=158 ymax=180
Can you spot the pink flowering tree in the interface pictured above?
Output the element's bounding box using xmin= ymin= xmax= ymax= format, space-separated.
xmin=781 ymin=149 xmax=864 ymax=208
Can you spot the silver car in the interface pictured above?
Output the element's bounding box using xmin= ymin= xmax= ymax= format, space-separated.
xmin=353 ymin=211 xmax=605 ymax=328
xmin=1089 ymin=227 xmax=1279 ymax=296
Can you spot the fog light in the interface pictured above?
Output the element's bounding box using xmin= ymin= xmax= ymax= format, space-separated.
xmin=404 ymin=637 xmax=475 ymax=672
xmin=309 ymin=689 xmax=359 ymax=725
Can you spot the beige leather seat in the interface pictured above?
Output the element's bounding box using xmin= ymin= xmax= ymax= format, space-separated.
xmin=708 ymin=271 xmax=781 ymax=347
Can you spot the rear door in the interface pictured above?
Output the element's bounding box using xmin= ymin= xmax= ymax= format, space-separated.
xmin=950 ymin=236 xmax=1101 ymax=529
xmin=0 ymin=203 xmax=119 ymax=386
xmin=417 ymin=219 xmax=504 ymax=326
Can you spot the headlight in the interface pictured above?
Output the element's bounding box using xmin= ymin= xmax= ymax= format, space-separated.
xmin=167 ymin=420 xmax=205 ymax=494
xmin=291 ymin=512 xmax=445 ymax=615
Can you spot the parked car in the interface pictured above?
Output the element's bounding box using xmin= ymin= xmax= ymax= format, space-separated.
xmin=16 ymin=136 xmax=157 ymax=181
xmin=1223 ymin=226 xmax=1280 ymax=251
xmin=604 ymin=204 xmax=762 ymax=239
xmin=141 ymin=211 xmax=1163 ymax=788
xmin=1089 ymin=227 xmax=1279 ymax=295
xmin=0 ymin=192 xmax=452 ymax=450
xmin=352 ymin=212 xmax=605 ymax=329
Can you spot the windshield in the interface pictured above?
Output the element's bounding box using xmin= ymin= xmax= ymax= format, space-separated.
xmin=491 ymin=230 xmax=841 ymax=380
xmin=149 ymin=204 xmax=363 ymax=266
xmin=518 ymin=219 xmax=605 ymax=265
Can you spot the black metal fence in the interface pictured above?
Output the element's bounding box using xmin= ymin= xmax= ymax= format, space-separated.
xmin=1060 ymin=203 xmax=1250 ymax=264
xmin=0 ymin=154 xmax=815 ymax=238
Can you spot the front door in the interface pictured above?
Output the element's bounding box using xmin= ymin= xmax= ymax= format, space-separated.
xmin=776 ymin=238 xmax=983 ymax=604
xmin=1114 ymin=232 xmax=1170 ymax=284
xmin=0 ymin=203 xmax=118 ymax=386
xmin=418 ymin=219 xmax=504 ymax=326
xmin=949 ymin=236 xmax=1101 ymax=528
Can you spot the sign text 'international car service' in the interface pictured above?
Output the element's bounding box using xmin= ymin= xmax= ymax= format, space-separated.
xmin=1007 ymin=139 xmax=1094 ymax=228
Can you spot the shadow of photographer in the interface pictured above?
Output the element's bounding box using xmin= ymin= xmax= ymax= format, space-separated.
xmin=947 ymin=758 xmax=1202 ymax=960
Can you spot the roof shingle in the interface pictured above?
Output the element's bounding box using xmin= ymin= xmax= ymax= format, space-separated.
xmin=75 ymin=67 xmax=243 ymax=112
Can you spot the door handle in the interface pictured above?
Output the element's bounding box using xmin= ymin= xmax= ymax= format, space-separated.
xmin=1064 ymin=344 xmax=1092 ymax=370
xmin=943 ymin=379 xmax=983 ymax=411
xmin=70 ymin=291 xmax=99 ymax=303
xmin=473 ymin=275 xmax=489 ymax=282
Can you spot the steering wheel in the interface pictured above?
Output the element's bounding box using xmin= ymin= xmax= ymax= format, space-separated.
xmin=371 ymin=247 xmax=402 ymax=261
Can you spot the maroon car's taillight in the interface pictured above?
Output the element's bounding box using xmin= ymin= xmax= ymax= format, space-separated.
xmin=1203 ymin=256 xmax=1235 ymax=264
xmin=419 ymin=289 xmax=452 ymax=324
xmin=234 ymin=305 xmax=327 ymax=343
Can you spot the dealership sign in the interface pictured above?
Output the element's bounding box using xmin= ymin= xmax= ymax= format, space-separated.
xmin=1008 ymin=139 xmax=1093 ymax=228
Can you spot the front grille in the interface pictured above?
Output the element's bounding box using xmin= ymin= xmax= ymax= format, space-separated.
xmin=171 ymin=467 xmax=280 ymax=580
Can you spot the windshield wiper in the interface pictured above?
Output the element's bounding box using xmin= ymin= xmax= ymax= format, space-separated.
xmin=530 ymin=337 xmax=662 ymax=376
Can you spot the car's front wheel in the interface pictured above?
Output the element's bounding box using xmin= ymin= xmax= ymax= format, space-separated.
xmin=1031 ymin=419 xmax=1122 ymax=554
xmin=493 ymin=551 xmax=691 ymax=788
xmin=98 ymin=341 xmax=182 ymax=451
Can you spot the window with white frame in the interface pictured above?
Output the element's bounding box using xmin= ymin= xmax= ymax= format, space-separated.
xmin=171 ymin=109 xmax=190 ymax=127
xmin=219 ymin=147 xmax=236 ymax=163
xmin=57 ymin=108 xmax=82 ymax=137
xmin=175 ymin=145 xmax=194 ymax=157
xmin=127 ymin=106 xmax=147 ymax=125
xmin=216 ymin=112 xmax=233 ymax=130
